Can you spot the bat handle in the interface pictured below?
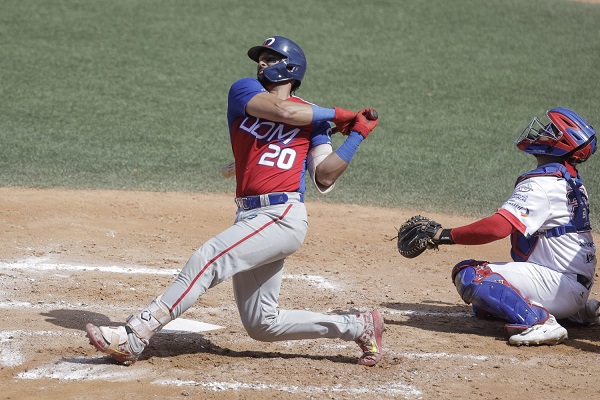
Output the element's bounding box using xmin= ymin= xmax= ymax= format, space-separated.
xmin=221 ymin=161 xmax=236 ymax=179
xmin=366 ymin=109 xmax=378 ymax=120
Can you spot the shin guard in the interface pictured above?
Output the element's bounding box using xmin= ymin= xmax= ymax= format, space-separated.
xmin=452 ymin=260 xmax=549 ymax=329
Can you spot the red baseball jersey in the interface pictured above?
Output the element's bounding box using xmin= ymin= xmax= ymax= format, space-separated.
xmin=227 ymin=77 xmax=332 ymax=197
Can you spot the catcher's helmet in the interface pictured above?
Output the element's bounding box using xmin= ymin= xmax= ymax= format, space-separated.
xmin=247 ymin=36 xmax=306 ymax=89
xmin=516 ymin=107 xmax=597 ymax=164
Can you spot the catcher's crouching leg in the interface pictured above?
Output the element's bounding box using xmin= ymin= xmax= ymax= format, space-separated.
xmin=451 ymin=260 xmax=550 ymax=335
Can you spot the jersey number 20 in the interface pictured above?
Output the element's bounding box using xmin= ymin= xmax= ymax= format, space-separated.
xmin=258 ymin=144 xmax=296 ymax=170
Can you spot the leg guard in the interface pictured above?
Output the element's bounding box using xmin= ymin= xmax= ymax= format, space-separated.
xmin=452 ymin=260 xmax=549 ymax=329
xmin=451 ymin=259 xmax=491 ymax=300
xmin=126 ymin=295 xmax=173 ymax=341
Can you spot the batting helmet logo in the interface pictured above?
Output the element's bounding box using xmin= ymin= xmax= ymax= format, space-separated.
xmin=262 ymin=37 xmax=276 ymax=47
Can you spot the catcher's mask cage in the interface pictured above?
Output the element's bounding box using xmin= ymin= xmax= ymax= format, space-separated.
xmin=516 ymin=107 xmax=597 ymax=164
xmin=247 ymin=36 xmax=306 ymax=91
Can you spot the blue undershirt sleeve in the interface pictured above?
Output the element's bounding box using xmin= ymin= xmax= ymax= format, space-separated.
xmin=311 ymin=105 xmax=335 ymax=123
xmin=334 ymin=131 xmax=364 ymax=163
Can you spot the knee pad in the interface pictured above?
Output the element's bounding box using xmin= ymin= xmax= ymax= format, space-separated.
xmin=451 ymin=259 xmax=490 ymax=302
xmin=452 ymin=262 xmax=548 ymax=327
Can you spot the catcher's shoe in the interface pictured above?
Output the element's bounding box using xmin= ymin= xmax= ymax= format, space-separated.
xmin=566 ymin=298 xmax=600 ymax=325
xmin=508 ymin=316 xmax=567 ymax=346
xmin=86 ymin=323 xmax=147 ymax=365
xmin=584 ymin=299 xmax=600 ymax=325
xmin=355 ymin=310 xmax=385 ymax=366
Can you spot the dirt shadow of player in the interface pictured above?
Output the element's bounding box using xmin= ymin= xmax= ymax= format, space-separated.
xmin=383 ymin=300 xmax=600 ymax=353
xmin=42 ymin=309 xmax=360 ymax=365
xmin=383 ymin=300 xmax=506 ymax=340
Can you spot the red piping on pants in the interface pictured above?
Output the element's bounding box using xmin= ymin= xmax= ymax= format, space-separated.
xmin=170 ymin=203 xmax=293 ymax=312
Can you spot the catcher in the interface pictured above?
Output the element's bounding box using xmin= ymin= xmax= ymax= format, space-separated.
xmin=397 ymin=107 xmax=597 ymax=346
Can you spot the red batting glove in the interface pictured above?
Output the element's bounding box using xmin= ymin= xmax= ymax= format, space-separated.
xmin=332 ymin=107 xmax=357 ymax=135
xmin=351 ymin=108 xmax=379 ymax=139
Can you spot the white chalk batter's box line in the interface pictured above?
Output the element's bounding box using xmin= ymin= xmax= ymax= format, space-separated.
xmin=0 ymin=258 xmax=339 ymax=290
xmin=0 ymin=298 xmax=239 ymax=315
xmin=11 ymin=351 xmax=520 ymax=397
xmin=14 ymin=354 xmax=510 ymax=398
xmin=0 ymin=330 xmax=82 ymax=367
xmin=152 ymin=377 xmax=422 ymax=397
xmin=15 ymin=357 xmax=423 ymax=397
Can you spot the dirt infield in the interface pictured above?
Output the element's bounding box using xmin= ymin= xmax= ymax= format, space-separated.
xmin=1 ymin=187 xmax=599 ymax=399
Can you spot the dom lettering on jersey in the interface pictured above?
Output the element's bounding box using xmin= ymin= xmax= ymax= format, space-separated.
xmin=239 ymin=117 xmax=302 ymax=145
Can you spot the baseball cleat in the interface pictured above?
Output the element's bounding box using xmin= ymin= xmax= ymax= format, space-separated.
xmin=86 ymin=323 xmax=147 ymax=365
xmin=355 ymin=310 xmax=385 ymax=366
xmin=508 ymin=316 xmax=568 ymax=346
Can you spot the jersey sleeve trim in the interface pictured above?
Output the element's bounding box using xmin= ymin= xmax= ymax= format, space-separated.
xmin=497 ymin=208 xmax=527 ymax=234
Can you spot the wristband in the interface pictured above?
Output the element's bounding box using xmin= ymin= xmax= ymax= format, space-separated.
xmin=437 ymin=229 xmax=455 ymax=245
xmin=311 ymin=105 xmax=335 ymax=123
xmin=335 ymin=131 xmax=364 ymax=163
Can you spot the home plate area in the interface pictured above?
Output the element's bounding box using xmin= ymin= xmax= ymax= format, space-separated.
xmin=2 ymin=258 xmax=598 ymax=400
xmin=1 ymin=189 xmax=599 ymax=399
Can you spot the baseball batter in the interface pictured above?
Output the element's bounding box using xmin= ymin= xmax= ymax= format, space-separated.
xmin=397 ymin=107 xmax=597 ymax=345
xmin=86 ymin=36 xmax=384 ymax=366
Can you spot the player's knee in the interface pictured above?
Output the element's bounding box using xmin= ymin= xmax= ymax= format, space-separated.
xmin=451 ymin=259 xmax=489 ymax=282
xmin=452 ymin=264 xmax=550 ymax=326
xmin=451 ymin=259 xmax=490 ymax=303
xmin=243 ymin=324 xmax=277 ymax=342
xmin=241 ymin=314 xmax=279 ymax=342
xmin=453 ymin=266 xmax=477 ymax=303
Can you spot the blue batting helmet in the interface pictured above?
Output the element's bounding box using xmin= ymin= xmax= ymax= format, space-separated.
xmin=516 ymin=107 xmax=597 ymax=164
xmin=248 ymin=36 xmax=307 ymax=88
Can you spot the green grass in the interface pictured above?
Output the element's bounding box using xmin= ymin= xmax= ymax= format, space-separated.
xmin=1 ymin=0 xmax=600 ymax=227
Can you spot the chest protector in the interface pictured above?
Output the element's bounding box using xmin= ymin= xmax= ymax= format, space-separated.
xmin=510 ymin=163 xmax=591 ymax=262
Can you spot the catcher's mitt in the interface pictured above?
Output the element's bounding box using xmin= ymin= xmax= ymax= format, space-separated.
xmin=397 ymin=215 xmax=442 ymax=258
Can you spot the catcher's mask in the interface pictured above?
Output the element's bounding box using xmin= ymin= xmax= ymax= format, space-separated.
xmin=516 ymin=107 xmax=597 ymax=164
xmin=247 ymin=36 xmax=306 ymax=91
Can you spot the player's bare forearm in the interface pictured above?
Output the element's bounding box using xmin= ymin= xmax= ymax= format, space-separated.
xmin=314 ymin=152 xmax=349 ymax=187
xmin=246 ymin=92 xmax=314 ymax=125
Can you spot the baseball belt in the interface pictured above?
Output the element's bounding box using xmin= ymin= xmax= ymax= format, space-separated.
xmin=235 ymin=192 xmax=304 ymax=210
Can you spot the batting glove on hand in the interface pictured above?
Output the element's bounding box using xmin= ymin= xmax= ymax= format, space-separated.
xmin=332 ymin=107 xmax=357 ymax=135
xmin=351 ymin=108 xmax=379 ymax=139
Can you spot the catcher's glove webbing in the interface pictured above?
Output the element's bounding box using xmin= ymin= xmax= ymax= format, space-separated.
xmin=397 ymin=215 xmax=443 ymax=258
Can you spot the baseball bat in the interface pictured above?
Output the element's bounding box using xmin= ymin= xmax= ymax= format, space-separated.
xmin=220 ymin=161 xmax=236 ymax=179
